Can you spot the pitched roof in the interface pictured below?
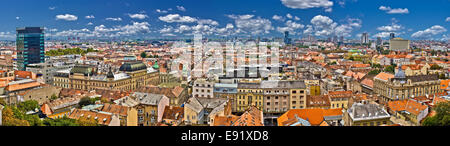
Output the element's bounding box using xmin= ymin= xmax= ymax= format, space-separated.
xmin=99 ymin=103 xmax=129 ymax=117
xmin=68 ymin=109 xmax=113 ymax=125
xmin=231 ymin=106 xmax=263 ymax=126
xmin=374 ymin=72 xmax=394 ymax=81
xmin=306 ymin=95 xmax=331 ymax=108
xmin=162 ymin=106 xmax=184 ymax=121
xmin=361 ymin=78 xmax=374 ymax=88
xmin=212 ymin=115 xmax=240 ymax=126
xmin=328 ymin=91 xmax=353 ymax=99
xmin=277 ymin=108 xmax=343 ymax=126
xmin=388 ymin=99 xmax=428 ymax=115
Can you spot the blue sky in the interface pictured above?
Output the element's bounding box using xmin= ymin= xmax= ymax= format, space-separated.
xmin=0 ymin=0 xmax=449 ymax=40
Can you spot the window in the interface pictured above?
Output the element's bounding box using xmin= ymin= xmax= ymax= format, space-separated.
xmin=292 ymin=90 xmax=297 ymax=94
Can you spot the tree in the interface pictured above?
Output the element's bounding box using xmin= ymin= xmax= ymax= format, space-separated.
xmin=348 ymin=56 xmax=354 ymax=61
xmin=422 ymin=102 xmax=450 ymax=126
xmin=439 ymin=73 xmax=447 ymax=79
xmin=371 ymin=63 xmax=382 ymax=68
xmin=430 ymin=64 xmax=443 ymax=70
xmin=140 ymin=52 xmax=147 ymax=58
xmin=384 ymin=65 xmax=395 ymax=74
xmin=17 ymin=100 xmax=39 ymax=112
xmin=76 ymin=117 xmax=99 ymax=126
xmin=78 ymin=96 xmax=93 ymax=107
xmin=0 ymin=98 xmax=5 ymax=106
xmin=381 ymin=49 xmax=390 ymax=55
xmin=368 ymin=69 xmax=381 ymax=75
xmin=50 ymin=94 xmax=59 ymax=101
xmin=328 ymin=61 xmax=337 ymax=65
xmin=43 ymin=116 xmax=79 ymax=126
xmin=1 ymin=106 xmax=30 ymax=126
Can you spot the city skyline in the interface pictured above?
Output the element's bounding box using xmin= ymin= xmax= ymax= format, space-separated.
xmin=0 ymin=0 xmax=449 ymax=40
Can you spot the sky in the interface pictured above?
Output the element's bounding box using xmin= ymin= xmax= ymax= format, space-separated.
xmin=0 ymin=0 xmax=449 ymax=40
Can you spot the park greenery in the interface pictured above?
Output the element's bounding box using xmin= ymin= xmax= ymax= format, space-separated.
xmin=422 ymin=102 xmax=450 ymax=126
xmin=45 ymin=48 xmax=98 ymax=56
xmin=1 ymin=100 xmax=100 ymax=126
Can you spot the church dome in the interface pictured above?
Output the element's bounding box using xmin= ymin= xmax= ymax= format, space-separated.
xmin=394 ymin=64 xmax=406 ymax=79
xmin=119 ymin=61 xmax=147 ymax=72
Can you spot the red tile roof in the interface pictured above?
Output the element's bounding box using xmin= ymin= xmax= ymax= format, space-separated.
xmin=277 ymin=108 xmax=343 ymax=126
xmin=374 ymin=72 xmax=394 ymax=81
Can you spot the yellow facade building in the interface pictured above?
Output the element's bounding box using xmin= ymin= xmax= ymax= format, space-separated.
xmin=53 ymin=61 xmax=159 ymax=91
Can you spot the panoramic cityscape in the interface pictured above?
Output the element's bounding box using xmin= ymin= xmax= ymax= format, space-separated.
xmin=0 ymin=0 xmax=449 ymax=128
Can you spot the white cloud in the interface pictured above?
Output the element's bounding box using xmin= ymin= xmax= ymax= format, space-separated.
xmin=0 ymin=32 xmax=14 ymax=39
xmin=106 ymin=17 xmax=122 ymax=21
xmin=176 ymin=6 xmax=186 ymax=12
xmin=281 ymin=0 xmax=333 ymax=9
xmin=446 ymin=17 xmax=450 ymax=22
xmin=229 ymin=14 xmax=273 ymax=35
xmin=56 ymin=14 xmax=78 ymax=21
xmin=379 ymin=6 xmax=409 ymax=14
xmin=156 ymin=9 xmax=168 ymax=14
xmin=49 ymin=7 xmax=56 ymax=10
xmin=159 ymin=26 xmax=174 ymax=34
xmin=85 ymin=15 xmax=95 ymax=19
xmin=198 ymin=19 xmax=219 ymax=26
xmin=277 ymin=20 xmax=304 ymax=35
xmin=87 ymin=22 xmax=93 ymax=25
xmin=377 ymin=23 xmax=403 ymax=32
xmin=411 ymin=25 xmax=447 ymax=39
xmin=116 ymin=22 xmax=151 ymax=36
xmin=54 ymin=22 xmax=151 ymax=38
xmin=159 ymin=14 xmax=197 ymax=23
xmin=374 ymin=18 xmax=404 ymax=38
xmin=227 ymin=14 xmax=254 ymax=20
xmin=325 ymin=8 xmax=332 ymax=12
xmin=16 ymin=17 xmax=20 ymax=20
xmin=294 ymin=16 xmax=300 ymax=21
xmin=272 ymin=15 xmax=285 ymax=21
xmin=304 ymin=15 xmax=361 ymax=37
xmin=286 ymin=13 xmax=293 ymax=19
xmin=128 ymin=13 xmax=148 ymax=20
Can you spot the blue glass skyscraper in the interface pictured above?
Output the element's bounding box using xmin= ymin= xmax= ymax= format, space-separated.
xmin=16 ymin=27 xmax=45 ymax=71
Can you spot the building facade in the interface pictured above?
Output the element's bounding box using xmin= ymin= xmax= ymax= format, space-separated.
xmin=16 ymin=27 xmax=45 ymax=71
xmin=344 ymin=103 xmax=391 ymax=126
xmin=374 ymin=67 xmax=441 ymax=103
xmin=53 ymin=61 xmax=159 ymax=91
xmin=389 ymin=38 xmax=410 ymax=51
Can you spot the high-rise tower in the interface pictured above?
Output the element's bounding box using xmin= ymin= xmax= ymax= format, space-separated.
xmin=16 ymin=27 xmax=45 ymax=71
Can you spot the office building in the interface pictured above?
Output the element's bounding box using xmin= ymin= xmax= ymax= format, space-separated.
xmin=361 ymin=33 xmax=369 ymax=44
xmin=376 ymin=37 xmax=382 ymax=46
xmin=16 ymin=27 xmax=45 ymax=71
xmin=389 ymin=33 xmax=395 ymax=40
xmin=389 ymin=38 xmax=410 ymax=51
xmin=284 ymin=31 xmax=291 ymax=45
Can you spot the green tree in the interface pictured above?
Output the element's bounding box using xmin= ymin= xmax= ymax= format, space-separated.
xmin=384 ymin=65 xmax=395 ymax=74
xmin=43 ymin=117 xmax=80 ymax=126
xmin=348 ymin=56 xmax=354 ymax=61
xmin=17 ymin=100 xmax=39 ymax=112
xmin=430 ymin=64 xmax=443 ymax=70
xmin=50 ymin=94 xmax=59 ymax=101
xmin=371 ymin=63 xmax=382 ymax=68
xmin=368 ymin=69 xmax=381 ymax=75
xmin=1 ymin=106 xmax=30 ymax=126
xmin=422 ymin=102 xmax=450 ymax=126
xmin=0 ymin=98 xmax=5 ymax=106
xmin=140 ymin=52 xmax=147 ymax=58
xmin=78 ymin=96 xmax=93 ymax=107
xmin=76 ymin=116 xmax=99 ymax=126
xmin=439 ymin=73 xmax=447 ymax=79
